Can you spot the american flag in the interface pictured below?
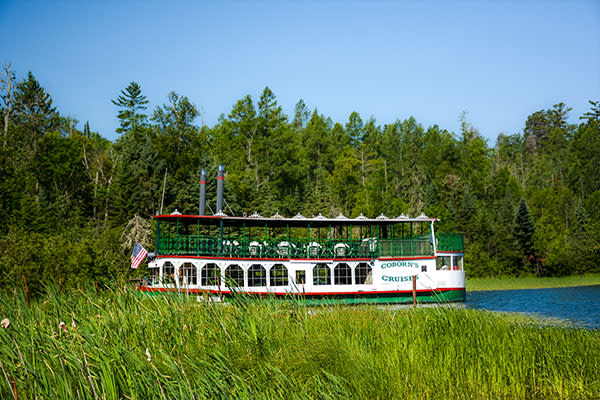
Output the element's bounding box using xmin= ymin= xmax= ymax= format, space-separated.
xmin=131 ymin=243 xmax=148 ymax=269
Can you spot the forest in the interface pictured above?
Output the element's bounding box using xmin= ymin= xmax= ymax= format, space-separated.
xmin=0 ymin=66 xmax=599 ymax=293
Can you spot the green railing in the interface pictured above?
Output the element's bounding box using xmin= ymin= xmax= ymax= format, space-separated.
xmin=157 ymin=236 xmax=435 ymax=259
xmin=436 ymin=233 xmax=464 ymax=252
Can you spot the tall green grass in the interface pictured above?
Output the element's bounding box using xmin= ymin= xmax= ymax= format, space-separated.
xmin=0 ymin=285 xmax=598 ymax=399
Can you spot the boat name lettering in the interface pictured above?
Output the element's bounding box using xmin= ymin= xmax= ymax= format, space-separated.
xmin=382 ymin=275 xmax=418 ymax=282
xmin=380 ymin=261 xmax=419 ymax=269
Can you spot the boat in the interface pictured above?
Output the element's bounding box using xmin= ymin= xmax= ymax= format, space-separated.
xmin=139 ymin=166 xmax=465 ymax=304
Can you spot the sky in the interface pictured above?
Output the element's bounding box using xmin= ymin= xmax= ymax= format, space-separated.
xmin=1 ymin=0 xmax=599 ymax=143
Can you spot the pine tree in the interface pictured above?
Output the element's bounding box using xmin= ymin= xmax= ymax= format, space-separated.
xmin=514 ymin=199 xmax=536 ymax=274
xmin=13 ymin=71 xmax=58 ymax=147
xmin=345 ymin=111 xmax=364 ymax=146
xmin=111 ymin=82 xmax=149 ymax=134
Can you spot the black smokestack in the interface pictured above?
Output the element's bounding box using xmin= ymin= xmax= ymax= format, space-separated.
xmin=216 ymin=165 xmax=224 ymax=214
xmin=199 ymin=169 xmax=206 ymax=215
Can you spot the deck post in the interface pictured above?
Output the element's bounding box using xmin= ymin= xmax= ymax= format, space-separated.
xmin=412 ymin=275 xmax=417 ymax=306
xmin=156 ymin=219 xmax=160 ymax=256
xmin=196 ymin=220 xmax=200 ymax=256
xmin=219 ymin=220 xmax=224 ymax=256
xmin=430 ymin=221 xmax=437 ymax=257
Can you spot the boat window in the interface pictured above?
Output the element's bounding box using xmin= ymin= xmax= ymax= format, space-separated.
xmin=225 ymin=265 xmax=244 ymax=287
xmin=436 ymin=256 xmax=451 ymax=271
xmin=296 ymin=270 xmax=306 ymax=285
xmin=162 ymin=262 xmax=175 ymax=284
xmin=179 ymin=262 xmax=197 ymax=286
xmin=270 ymin=264 xmax=288 ymax=286
xmin=248 ymin=264 xmax=266 ymax=287
xmin=149 ymin=267 xmax=159 ymax=285
xmin=334 ymin=263 xmax=352 ymax=285
xmin=201 ymin=263 xmax=221 ymax=286
xmin=452 ymin=256 xmax=464 ymax=271
xmin=355 ymin=263 xmax=372 ymax=284
xmin=313 ymin=263 xmax=330 ymax=285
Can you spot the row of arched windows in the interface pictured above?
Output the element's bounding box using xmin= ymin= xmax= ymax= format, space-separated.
xmin=157 ymin=262 xmax=373 ymax=287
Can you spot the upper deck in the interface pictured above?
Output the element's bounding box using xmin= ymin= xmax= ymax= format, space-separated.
xmin=154 ymin=213 xmax=464 ymax=259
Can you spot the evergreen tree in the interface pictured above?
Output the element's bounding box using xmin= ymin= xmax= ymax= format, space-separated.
xmin=111 ymin=81 xmax=149 ymax=134
xmin=345 ymin=111 xmax=364 ymax=146
xmin=514 ymin=199 xmax=536 ymax=274
xmin=13 ymin=72 xmax=58 ymax=150
xmin=292 ymin=99 xmax=310 ymax=133
xmin=580 ymin=100 xmax=600 ymax=123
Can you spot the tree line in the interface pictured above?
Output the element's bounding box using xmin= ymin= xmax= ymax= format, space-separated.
xmin=1 ymin=64 xmax=599 ymax=293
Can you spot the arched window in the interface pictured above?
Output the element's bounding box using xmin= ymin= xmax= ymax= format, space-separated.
xmin=355 ymin=263 xmax=372 ymax=284
xmin=179 ymin=262 xmax=197 ymax=286
xmin=162 ymin=262 xmax=175 ymax=285
xmin=248 ymin=264 xmax=266 ymax=287
xmin=225 ymin=265 xmax=244 ymax=287
xmin=149 ymin=266 xmax=159 ymax=285
xmin=313 ymin=263 xmax=330 ymax=285
xmin=334 ymin=263 xmax=352 ymax=285
xmin=270 ymin=264 xmax=288 ymax=286
xmin=201 ymin=263 xmax=220 ymax=286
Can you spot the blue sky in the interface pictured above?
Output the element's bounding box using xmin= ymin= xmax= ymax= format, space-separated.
xmin=1 ymin=0 xmax=599 ymax=143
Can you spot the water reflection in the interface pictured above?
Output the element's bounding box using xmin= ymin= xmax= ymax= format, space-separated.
xmin=467 ymin=285 xmax=600 ymax=329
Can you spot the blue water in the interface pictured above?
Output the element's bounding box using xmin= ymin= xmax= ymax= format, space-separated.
xmin=467 ymin=285 xmax=600 ymax=329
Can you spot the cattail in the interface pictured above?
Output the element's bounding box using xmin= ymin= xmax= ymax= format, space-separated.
xmin=59 ymin=321 xmax=67 ymax=333
xmin=1 ymin=318 xmax=9 ymax=329
xmin=145 ymin=348 xmax=152 ymax=362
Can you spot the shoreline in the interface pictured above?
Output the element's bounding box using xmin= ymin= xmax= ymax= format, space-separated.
xmin=466 ymin=273 xmax=600 ymax=291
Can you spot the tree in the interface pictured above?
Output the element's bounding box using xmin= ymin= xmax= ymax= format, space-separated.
xmin=1 ymin=63 xmax=15 ymax=148
xmin=346 ymin=111 xmax=364 ymax=145
xmin=112 ymin=81 xmax=149 ymax=134
xmin=580 ymin=100 xmax=600 ymax=123
xmin=514 ymin=199 xmax=536 ymax=275
xmin=292 ymin=99 xmax=310 ymax=133
xmin=13 ymin=71 xmax=58 ymax=147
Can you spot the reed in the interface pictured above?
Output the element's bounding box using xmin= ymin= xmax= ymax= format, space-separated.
xmin=0 ymin=285 xmax=598 ymax=399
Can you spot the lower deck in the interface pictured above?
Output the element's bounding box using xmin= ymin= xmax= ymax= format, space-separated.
xmin=143 ymin=253 xmax=466 ymax=303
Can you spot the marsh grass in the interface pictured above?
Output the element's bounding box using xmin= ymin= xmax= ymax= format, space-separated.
xmin=0 ymin=285 xmax=598 ymax=399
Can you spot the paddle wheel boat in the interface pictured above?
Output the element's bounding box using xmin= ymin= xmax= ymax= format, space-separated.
xmin=139 ymin=167 xmax=465 ymax=304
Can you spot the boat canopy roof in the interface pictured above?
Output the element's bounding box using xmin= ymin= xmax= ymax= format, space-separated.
xmin=154 ymin=213 xmax=438 ymax=228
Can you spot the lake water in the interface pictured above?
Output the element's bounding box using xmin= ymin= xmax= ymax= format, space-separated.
xmin=467 ymin=285 xmax=600 ymax=329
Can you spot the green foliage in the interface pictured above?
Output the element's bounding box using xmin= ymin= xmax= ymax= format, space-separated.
xmin=0 ymin=66 xmax=599 ymax=293
xmin=13 ymin=71 xmax=58 ymax=136
xmin=0 ymin=288 xmax=599 ymax=399
xmin=111 ymin=81 xmax=149 ymax=134
xmin=514 ymin=199 xmax=535 ymax=260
